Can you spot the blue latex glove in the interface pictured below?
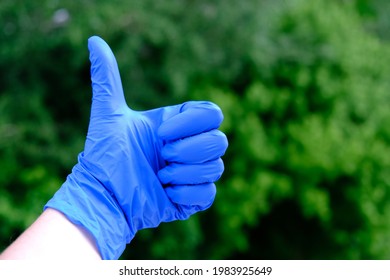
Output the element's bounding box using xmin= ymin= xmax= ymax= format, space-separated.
xmin=44 ymin=36 xmax=228 ymax=259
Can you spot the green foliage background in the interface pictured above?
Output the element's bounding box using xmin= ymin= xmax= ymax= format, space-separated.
xmin=2 ymin=0 xmax=390 ymax=259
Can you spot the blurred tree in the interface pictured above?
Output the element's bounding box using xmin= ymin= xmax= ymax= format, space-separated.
xmin=352 ymin=0 xmax=390 ymax=41
xmin=191 ymin=0 xmax=390 ymax=259
xmin=1 ymin=0 xmax=390 ymax=260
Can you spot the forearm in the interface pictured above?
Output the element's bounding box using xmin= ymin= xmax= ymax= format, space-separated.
xmin=0 ymin=208 xmax=101 ymax=260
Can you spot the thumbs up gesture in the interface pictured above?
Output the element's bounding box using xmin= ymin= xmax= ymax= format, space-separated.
xmin=45 ymin=36 xmax=228 ymax=259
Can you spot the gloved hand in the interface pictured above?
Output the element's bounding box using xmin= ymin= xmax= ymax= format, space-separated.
xmin=44 ymin=36 xmax=228 ymax=259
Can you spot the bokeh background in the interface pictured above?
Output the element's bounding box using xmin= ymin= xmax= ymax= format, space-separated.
xmin=2 ymin=0 xmax=390 ymax=259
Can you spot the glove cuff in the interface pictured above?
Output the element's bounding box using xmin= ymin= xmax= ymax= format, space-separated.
xmin=44 ymin=163 xmax=133 ymax=259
